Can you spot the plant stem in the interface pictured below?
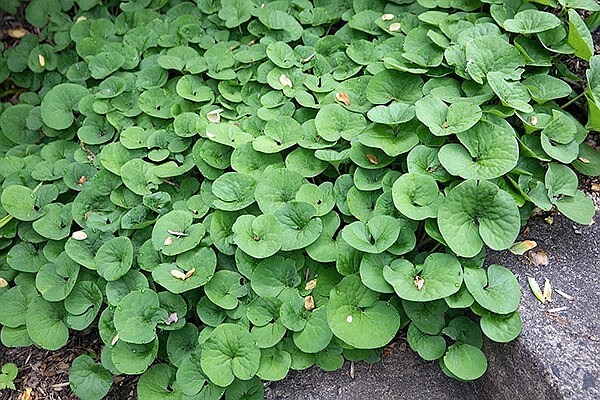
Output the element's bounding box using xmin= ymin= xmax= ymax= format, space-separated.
xmin=561 ymin=91 xmax=586 ymax=109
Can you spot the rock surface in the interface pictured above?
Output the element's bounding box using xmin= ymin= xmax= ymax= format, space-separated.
xmin=481 ymin=214 xmax=600 ymax=400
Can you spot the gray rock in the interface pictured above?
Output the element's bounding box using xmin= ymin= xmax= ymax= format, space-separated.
xmin=479 ymin=214 xmax=600 ymax=400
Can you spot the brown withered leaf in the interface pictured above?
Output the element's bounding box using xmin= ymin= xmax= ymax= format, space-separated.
xmin=6 ymin=27 xmax=29 ymax=39
xmin=527 ymin=249 xmax=549 ymax=266
xmin=335 ymin=91 xmax=350 ymax=106
xmin=365 ymin=153 xmax=378 ymax=164
xmin=304 ymin=295 xmax=315 ymax=311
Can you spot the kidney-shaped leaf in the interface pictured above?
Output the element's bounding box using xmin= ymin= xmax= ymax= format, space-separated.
xmin=438 ymin=180 xmax=520 ymax=257
xmin=327 ymin=275 xmax=400 ymax=349
xmin=464 ymin=265 xmax=521 ymax=314
xmin=383 ymin=253 xmax=463 ymax=302
xmin=200 ymin=323 xmax=261 ymax=387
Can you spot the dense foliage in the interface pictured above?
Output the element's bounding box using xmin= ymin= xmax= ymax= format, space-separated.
xmin=0 ymin=0 xmax=599 ymax=399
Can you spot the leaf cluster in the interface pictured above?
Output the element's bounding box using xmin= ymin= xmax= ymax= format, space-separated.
xmin=0 ymin=0 xmax=598 ymax=399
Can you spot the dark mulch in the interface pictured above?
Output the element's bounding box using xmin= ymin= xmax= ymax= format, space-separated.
xmin=0 ymin=329 xmax=137 ymax=400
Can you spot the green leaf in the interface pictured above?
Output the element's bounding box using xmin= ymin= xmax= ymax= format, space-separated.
xmin=113 ymin=290 xmax=167 ymax=344
xmin=327 ymin=275 xmax=400 ymax=349
xmin=416 ymin=96 xmax=482 ymax=136
xmin=314 ymin=104 xmax=367 ymax=142
xmin=438 ymin=116 xmax=520 ymax=180
xmin=95 ymin=237 xmax=134 ymax=281
xmin=392 ymin=173 xmax=444 ymax=220
xmin=463 ymin=265 xmax=521 ymax=314
xmin=205 ymin=270 xmax=246 ymax=310
xmin=366 ymin=70 xmax=423 ymax=104
xmin=443 ymin=343 xmax=487 ymax=381
xmin=152 ymin=210 xmax=206 ymax=256
xmin=26 ymin=295 xmax=69 ymax=350
xmin=69 ymin=355 xmax=113 ymax=400
xmin=41 ymin=83 xmax=88 ymax=130
xmin=232 ymin=214 xmax=283 ymax=258
xmin=200 ymin=323 xmax=261 ymax=387
xmin=1 ymin=185 xmax=43 ymax=221
xmin=481 ymin=311 xmax=522 ymax=342
xmin=438 ymin=180 xmax=521 ymax=257
xmin=341 ymin=215 xmax=401 ymax=254
xmin=383 ymin=253 xmax=463 ymax=302
xmin=407 ymin=323 xmax=447 ymax=361
xmin=503 ymin=10 xmax=561 ymax=34
xmin=567 ymin=9 xmax=594 ymax=61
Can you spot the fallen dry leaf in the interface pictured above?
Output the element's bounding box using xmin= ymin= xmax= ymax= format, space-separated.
xmin=555 ymin=289 xmax=575 ymax=301
xmin=6 ymin=27 xmax=29 ymax=39
xmin=546 ymin=306 xmax=568 ymax=313
xmin=527 ymin=276 xmax=545 ymax=303
xmin=346 ymin=315 xmax=353 ymax=323
xmin=77 ymin=175 xmax=87 ymax=185
xmin=0 ymin=277 xmax=7 ymax=288
xmin=38 ymin=54 xmax=45 ymax=67
xmin=528 ymin=249 xmax=549 ymax=266
xmin=591 ymin=183 xmax=600 ymax=192
xmin=509 ymin=240 xmax=537 ymax=255
xmin=335 ymin=91 xmax=350 ymax=106
xmin=71 ymin=230 xmax=88 ymax=241
xmin=388 ymin=22 xmax=401 ymax=32
xmin=167 ymin=229 xmax=188 ymax=237
xmin=171 ymin=269 xmax=186 ymax=280
xmin=19 ymin=388 xmax=33 ymax=400
xmin=279 ymin=73 xmax=293 ymax=88
xmin=544 ymin=216 xmax=554 ymax=225
xmin=543 ymin=279 xmax=552 ymax=302
xmin=304 ymin=295 xmax=315 ymax=311
xmin=305 ymin=279 xmax=317 ymax=290
xmin=413 ymin=275 xmax=424 ymax=291
xmin=163 ymin=236 xmax=173 ymax=246
xmin=578 ymin=156 xmax=590 ymax=164
xmin=184 ymin=268 xmax=196 ymax=279
xmin=164 ymin=313 xmax=179 ymax=325
xmin=381 ymin=13 xmax=394 ymax=21
xmin=111 ymin=334 xmax=119 ymax=346
xmin=529 ymin=115 xmax=538 ymax=126
xmin=206 ymin=109 xmax=223 ymax=123
xmin=365 ymin=153 xmax=378 ymax=165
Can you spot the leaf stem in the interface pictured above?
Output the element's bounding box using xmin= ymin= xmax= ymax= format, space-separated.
xmin=561 ymin=91 xmax=586 ymax=109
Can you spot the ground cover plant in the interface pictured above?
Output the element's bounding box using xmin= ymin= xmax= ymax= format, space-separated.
xmin=0 ymin=0 xmax=599 ymax=398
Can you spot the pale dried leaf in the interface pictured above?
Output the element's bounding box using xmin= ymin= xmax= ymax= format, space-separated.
xmin=184 ymin=268 xmax=196 ymax=279
xmin=528 ymin=249 xmax=549 ymax=266
xmin=6 ymin=27 xmax=28 ymax=39
xmin=509 ymin=240 xmax=537 ymax=255
xmin=346 ymin=315 xmax=353 ymax=323
xmin=279 ymin=74 xmax=293 ymax=88
xmin=305 ymin=279 xmax=317 ymax=290
xmin=381 ymin=14 xmax=394 ymax=21
xmin=0 ymin=278 xmax=7 ymax=288
xmin=365 ymin=153 xmax=378 ymax=165
xmin=543 ymin=279 xmax=552 ymax=302
xmin=71 ymin=231 xmax=88 ymax=241
xmin=335 ymin=91 xmax=350 ymax=106
xmin=388 ymin=22 xmax=401 ymax=32
xmin=171 ymin=269 xmax=186 ymax=280
xmin=111 ymin=334 xmax=119 ymax=346
xmin=164 ymin=236 xmax=173 ymax=246
xmin=164 ymin=313 xmax=179 ymax=325
xmin=413 ymin=275 xmax=424 ymax=291
xmin=206 ymin=109 xmax=223 ymax=123
xmin=555 ymin=289 xmax=575 ymax=301
xmin=167 ymin=229 xmax=188 ymax=237
xmin=38 ymin=54 xmax=45 ymax=67
xmin=547 ymin=306 xmax=568 ymax=313
xmin=304 ymin=295 xmax=315 ymax=311
xmin=527 ymin=276 xmax=545 ymax=303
